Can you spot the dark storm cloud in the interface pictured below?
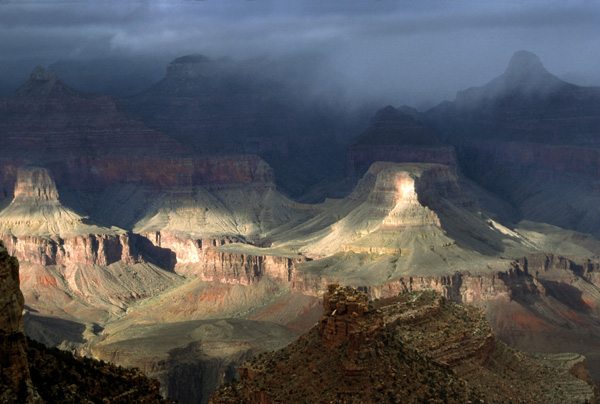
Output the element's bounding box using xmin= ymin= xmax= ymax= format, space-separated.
xmin=1 ymin=0 xmax=599 ymax=107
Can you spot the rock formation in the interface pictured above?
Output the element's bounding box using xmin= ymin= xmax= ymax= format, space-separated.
xmin=0 ymin=166 xmax=137 ymax=265
xmin=211 ymin=285 xmax=598 ymax=404
xmin=0 ymin=243 xmax=40 ymax=403
xmin=346 ymin=105 xmax=457 ymax=179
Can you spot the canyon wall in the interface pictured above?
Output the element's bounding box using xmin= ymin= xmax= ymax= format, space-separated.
xmin=0 ymin=233 xmax=138 ymax=266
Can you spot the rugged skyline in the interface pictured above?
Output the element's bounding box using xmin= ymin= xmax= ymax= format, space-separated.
xmin=1 ymin=0 xmax=599 ymax=108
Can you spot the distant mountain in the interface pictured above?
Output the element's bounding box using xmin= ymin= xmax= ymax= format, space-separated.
xmin=346 ymin=106 xmax=455 ymax=178
xmin=123 ymin=54 xmax=372 ymax=196
xmin=0 ymin=66 xmax=184 ymax=161
xmin=427 ymin=50 xmax=600 ymax=144
xmin=420 ymin=50 xmax=600 ymax=239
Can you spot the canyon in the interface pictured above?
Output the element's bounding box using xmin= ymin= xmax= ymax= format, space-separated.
xmin=3 ymin=50 xmax=600 ymax=403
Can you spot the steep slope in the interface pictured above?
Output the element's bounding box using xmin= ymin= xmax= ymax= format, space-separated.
xmin=211 ymin=285 xmax=597 ymax=404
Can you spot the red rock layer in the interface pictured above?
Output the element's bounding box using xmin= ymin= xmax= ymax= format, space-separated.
xmin=0 ymin=233 xmax=138 ymax=266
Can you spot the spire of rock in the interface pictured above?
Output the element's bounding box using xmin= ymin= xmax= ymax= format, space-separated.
xmin=11 ymin=65 xmax=74 ymax=98
xmin=28 ymin=65 xmax=58 ymax=82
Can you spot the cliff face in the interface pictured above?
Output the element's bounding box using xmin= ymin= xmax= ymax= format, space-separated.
xmin=211 ymin=285 xmax=597 ymax=404
xmin=0 ymin=233 xmax=138 ymax=266
xmin=0 ymin=243 xmax=40 ymax=403
xmin=140 ymin=231 xmax=310 ymax=285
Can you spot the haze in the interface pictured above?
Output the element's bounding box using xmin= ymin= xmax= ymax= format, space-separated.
xmin=0 ymin=0 xmax=599 ymax=109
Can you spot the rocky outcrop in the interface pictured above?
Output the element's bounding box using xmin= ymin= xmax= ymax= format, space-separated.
xmin=212 ymin=285 xmax=597 ymax=404
xmin=0 ymin=243 xmax=40 ymax=403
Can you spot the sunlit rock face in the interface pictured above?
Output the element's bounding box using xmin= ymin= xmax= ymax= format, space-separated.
xmin=0 ymin=166 xmax=138 ymax=266
xmin=298 ymin=163 xmax=453 ymax=257
xmin=13 ymin=166 xmax=59 ymax=202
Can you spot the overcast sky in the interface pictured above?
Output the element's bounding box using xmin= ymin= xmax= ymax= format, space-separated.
xmin=0 ymin=0 xmax=599 ymax=108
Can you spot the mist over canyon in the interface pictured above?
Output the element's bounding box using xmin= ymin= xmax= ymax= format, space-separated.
xmin=3 ymin=19 xmax=600 ymax=402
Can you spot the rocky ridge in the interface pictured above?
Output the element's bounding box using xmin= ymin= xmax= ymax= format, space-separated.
xmin=211 ymin=284 xmax=597 ymax=404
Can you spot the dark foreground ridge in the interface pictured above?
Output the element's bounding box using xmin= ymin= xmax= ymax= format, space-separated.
xmin=0 ymin=242 xmax=171 ymax=404
xmin=211 ymin=284 xmax=599 ymax=404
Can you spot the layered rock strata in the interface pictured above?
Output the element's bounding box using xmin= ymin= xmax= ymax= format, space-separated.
xmin=0 ymin=166 xmax=139 ymax=266
xmin=0 ymin=66 xmax=183 ymax=161
xmin=346 ymin=106 xmax=457 ymax=179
